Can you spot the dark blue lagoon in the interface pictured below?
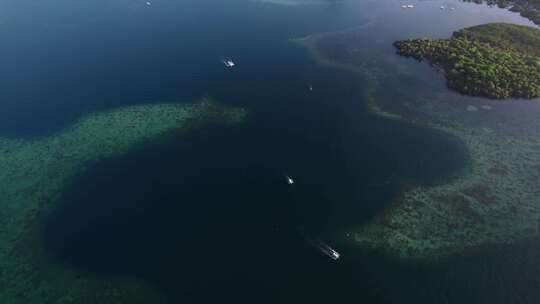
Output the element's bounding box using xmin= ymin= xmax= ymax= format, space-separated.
xmin=1 ymin=0 xmax=540 ymax=303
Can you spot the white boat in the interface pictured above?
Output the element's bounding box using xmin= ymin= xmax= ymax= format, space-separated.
xmin=286 ymin=175 xmax=294 ymax=185
xmin=146 ymin=1 xmax=152 ymax=6
xmin=312 ymin=239 xmax=340 ymax=260
xmin=309 ymin=85 xmax=313 ymax=91
xmin=222 ymin=58 xmax=236 ymax=68
xmin=401 ymin=4 xmax=415 ymax=9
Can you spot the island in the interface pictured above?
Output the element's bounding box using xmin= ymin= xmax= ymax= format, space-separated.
xmin=294 ymin=24 xmax=540 ymax=260
xmin=0 ymin=98 xmax=246 ymax=303
xmin=394 ymin=23 xmax=540 ymax=99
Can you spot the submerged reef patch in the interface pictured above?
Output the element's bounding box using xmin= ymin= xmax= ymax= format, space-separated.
xmin=0 ymin=98 xmax=246 ymax=303
xmin=354 ymin=120 xmax=540 ymax=258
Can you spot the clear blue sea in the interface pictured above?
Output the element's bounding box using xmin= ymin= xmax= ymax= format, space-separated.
xmin=2 ymin=0 xmax=539 ymax=303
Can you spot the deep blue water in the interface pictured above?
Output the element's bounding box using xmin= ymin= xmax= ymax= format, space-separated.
xmin=2 ymin=0 xmax=540 ymax=303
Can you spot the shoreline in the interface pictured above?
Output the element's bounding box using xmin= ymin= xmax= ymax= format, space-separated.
xmin=294 ymin=30 xmax=540 ymax=259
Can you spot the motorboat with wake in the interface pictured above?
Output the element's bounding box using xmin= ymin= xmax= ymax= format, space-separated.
xmin=222 ymin=58 xmax=236 ymax=68
xmin=313 ymin=239 xmax=340 ymax=260
xmin=304 ymin=236 xmax=340 ymax=260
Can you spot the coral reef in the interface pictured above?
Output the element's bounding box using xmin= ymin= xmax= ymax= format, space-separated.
xmin=296 ymin=28 xmax=540 ymax=259
xmin=0 ymin=98 xmax=246 ymax=303
xmin=354 ymin=119 xmax=540 ymax=258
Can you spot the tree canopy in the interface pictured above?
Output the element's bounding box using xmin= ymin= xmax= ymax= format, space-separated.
xmin=394 ymin=23 xmax=540 ymax=99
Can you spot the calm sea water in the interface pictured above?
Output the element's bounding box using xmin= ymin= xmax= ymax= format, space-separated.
xmin=2 ymin=0 xmax=539 ymax=303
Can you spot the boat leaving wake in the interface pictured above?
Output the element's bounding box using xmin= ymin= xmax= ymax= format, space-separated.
xmin=221 ymin=58 xmax=236 ymax=68
xmin=305 ymin=237 xmax=340 ymax=261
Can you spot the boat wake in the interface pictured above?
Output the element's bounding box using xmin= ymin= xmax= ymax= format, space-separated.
xmin=305 ymin=236 xmax=340 ymax=260
xmin=221 ymin=58 xmax=236 ymax=68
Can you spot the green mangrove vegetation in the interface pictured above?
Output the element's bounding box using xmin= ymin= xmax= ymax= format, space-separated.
xmin=464 ymin=0 xmax=540 ymax=25
xmin=394 ymin=23 xmax=540 ymax=99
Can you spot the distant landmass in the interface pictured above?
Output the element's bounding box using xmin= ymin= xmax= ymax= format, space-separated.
xmin=252 ymin=0 xmax=341 ymax=6
xmin=464 ymin=0 xmax=540 ymax=25
xmin=295 ymin=24 xmax=540 ymax=260
xmin=394 ymin=23 xmax=540 ymax=99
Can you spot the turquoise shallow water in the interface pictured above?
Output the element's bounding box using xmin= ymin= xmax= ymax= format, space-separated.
xmin=1 ymin=0 xmax=539 ymax=302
